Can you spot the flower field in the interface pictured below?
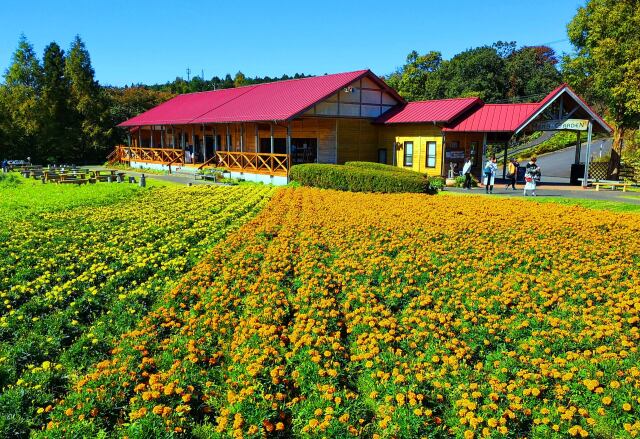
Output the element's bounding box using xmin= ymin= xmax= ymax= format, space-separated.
xmin=0 ymin=184 xmax=274 ymax=436
xmin=35 ymin=188 xmax=640 ymax=438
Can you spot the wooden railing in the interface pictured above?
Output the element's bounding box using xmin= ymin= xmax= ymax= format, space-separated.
xmin=108 ymin=146 xmax=290 ymax=176
xmin=214 ymin=151 xmax=290 ymax=176
xmin=109 ymin=145 xmax=184 ymax=165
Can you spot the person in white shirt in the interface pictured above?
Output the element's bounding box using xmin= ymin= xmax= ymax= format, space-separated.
xmin=483 ymin=156 xmax=498 ymax=194
xmin=462 ymin=157 xmax=473 ymax=190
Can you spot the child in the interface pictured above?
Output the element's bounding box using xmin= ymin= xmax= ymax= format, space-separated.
xmin=523 ymin=157 xmax=541 ymax=196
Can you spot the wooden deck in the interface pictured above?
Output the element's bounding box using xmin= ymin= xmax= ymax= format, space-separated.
xmin=109 ymin=145 xmax=289 ymax=176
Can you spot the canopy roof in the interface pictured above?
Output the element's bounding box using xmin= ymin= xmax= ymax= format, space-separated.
xmin=375 ymin=98 xmax=481 ymax=124
xmin=118 ymin=70 xmax=404 ymax=127
xmin=443 ymin=103 xmax=540 ymax=132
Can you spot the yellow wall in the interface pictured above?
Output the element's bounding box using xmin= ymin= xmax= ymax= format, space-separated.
xmin=337 ymin=119 xmax=380 ymax=163
xmin=378 ymin=124 xmax=444 ymax=176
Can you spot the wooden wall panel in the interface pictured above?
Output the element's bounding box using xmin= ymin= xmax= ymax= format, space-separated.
xmin=337 ymin=119 xmax=380 ymax=164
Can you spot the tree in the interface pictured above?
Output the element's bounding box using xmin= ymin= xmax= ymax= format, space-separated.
xmin=40 ymin=42 xmax=72 ymax=162
xmin=438 ymin=46 xmax=507 ymax=102
xmin=386 ymin=51 xmax=444 ymax=101
xmin=1 ymin=35 xmax=42 ymax=160
xmin=65 ymin=35 xmax=106 ymax=161
xmin=564 ymin=0 xmax=640 ymax=178
xmin=233 ymin=71 xmax=246 ymax=88
xmin=504 ymin=46 xmax=561 ymax=99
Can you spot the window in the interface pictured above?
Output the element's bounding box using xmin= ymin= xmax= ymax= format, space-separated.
xmin=426 ymin=141 xmax=437 ymax=168
xmin=403 ymin=141 xmax=413 ymax=167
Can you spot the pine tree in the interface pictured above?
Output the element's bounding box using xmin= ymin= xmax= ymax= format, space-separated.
xmin=65 ymin=35 xmax=107 ymax=162
xmin=40 ymin=42 xmax=72 ymax=162
xmin=1 ymin=35 xmax=42 ymax=160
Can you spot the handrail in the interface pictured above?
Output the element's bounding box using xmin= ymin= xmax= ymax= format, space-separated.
xmin=215 ymin=151 xmax=289 ymax=176
xmin=198 ymin=156 xmax=218 ymax=170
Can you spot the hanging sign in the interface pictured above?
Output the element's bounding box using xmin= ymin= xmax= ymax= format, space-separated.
xmin=532 ymin=118 xmax=589 ymax=131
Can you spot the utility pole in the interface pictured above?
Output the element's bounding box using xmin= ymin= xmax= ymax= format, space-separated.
xmin=186 ymin=68 xmax=191 ymax=81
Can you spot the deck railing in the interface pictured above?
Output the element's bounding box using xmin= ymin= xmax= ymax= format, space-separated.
xmin=109 ymin=146 xmax=290 ymax=176
xmin=214 ymin=151 xmax=290 ymax=176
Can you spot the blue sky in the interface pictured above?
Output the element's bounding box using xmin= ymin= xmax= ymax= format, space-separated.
xmin=0 ymin=0 xmax=583 ymax=86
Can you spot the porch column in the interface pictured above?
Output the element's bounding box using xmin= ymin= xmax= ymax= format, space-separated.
xmin=191 ymin=126 xmax=196 ymax=163
xmin=502 ymin=141 xmax=508 ymax=179
xmin=226 ymin=124 xmax=230 ymax=151
xmin=214 ymin=126 xmax=218 ymax=152
xmin=574 ymin=131 xmax=582 ymax=164
xmin=240 ymin=123 xmax=244 ymax=153
xmin=127 ymin=132 xmax=131 ymax=147
xmin=481 ymin=133 xmax=488 ymax=180
xmin=286 ymin=123 xmax=292 ymax=157
xmin=150 ymin=126 xmax=154 ymax=148
xmin=160 ymin=126 xmax=164 ymax=148
xmin=255 ymin=123 xmax=259 ymax=153
xmin=270 ymin=123 xmax=274 ymax=154
xmin=171 ymin=125 xmax=175 ymax=148
xmin=202 ymin=124 xmax=206 ymax=163
xmin=138 ymin=127 xmax=142 ymax=148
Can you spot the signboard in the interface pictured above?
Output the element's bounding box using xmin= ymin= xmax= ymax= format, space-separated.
xmin=445 ymin=150 xmax=466 ymax=159
xmin=532 ymin=118 xmax=589 ymax=131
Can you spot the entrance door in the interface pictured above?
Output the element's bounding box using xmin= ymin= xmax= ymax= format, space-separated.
xmin=377 ymin=148 xmax=387 ymax=164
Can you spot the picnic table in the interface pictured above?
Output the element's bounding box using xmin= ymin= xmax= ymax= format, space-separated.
xmin=58 ymin=173 xmax=90 ymax=185
xmin=594 ymin=181 xmax=632 ymax=192
xmin=93 ymin=169 xmax=126 ymax=182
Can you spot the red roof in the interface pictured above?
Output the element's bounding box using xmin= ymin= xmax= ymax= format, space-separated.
xmin=444 ymin=103 xmax=540 ymax=132
xmin=118 ymin=70 xmax=403 ymax=127
xmin=376 ymin=98 xmax=481 ymax=124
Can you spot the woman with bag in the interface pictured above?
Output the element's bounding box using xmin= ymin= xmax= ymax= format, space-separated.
xmin=483 ymin=156 xmax=498 ymax=194
xmin=504 ymin=158 xmax=519 ymax=190
xmin=523 ymin=157 xmax=541 ymax=196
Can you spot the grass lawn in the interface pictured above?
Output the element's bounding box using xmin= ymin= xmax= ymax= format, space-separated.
xmin=0 ymin=172 xmax=174 ymax=225
xmin=441 ymin=190 xmax=640 ymax=214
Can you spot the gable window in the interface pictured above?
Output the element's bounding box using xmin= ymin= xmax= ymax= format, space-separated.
xmin=426 ymin=141 xmax=437 ymax=168
xmin=404 ymin=141 xmax=413 ymax=167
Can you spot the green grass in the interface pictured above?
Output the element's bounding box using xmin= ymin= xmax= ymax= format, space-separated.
xmin=441 ymin=190 xmax=640 ymax=214
xmin=0 ymin=172 xmax=173 ymax=225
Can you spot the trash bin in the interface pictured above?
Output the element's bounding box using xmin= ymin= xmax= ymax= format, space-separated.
xmin=517 ymin=166 xmax=526 ymax=184
xmin=570 ymin=163 xmax=585 ymax=185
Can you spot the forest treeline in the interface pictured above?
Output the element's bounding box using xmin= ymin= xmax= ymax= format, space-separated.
xmin=0 ymin=0 xmax=638 ymax=171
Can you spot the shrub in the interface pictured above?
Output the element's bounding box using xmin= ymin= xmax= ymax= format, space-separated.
xmin=290 ymin=163 xmax=437 ymax=193
xmin=0 ymin=173 xmax=21 ymax=188
xmin=454 ymin=174 xmax=478 ymax=187
xmin=343 ymin=161 xmax=411 ymax=173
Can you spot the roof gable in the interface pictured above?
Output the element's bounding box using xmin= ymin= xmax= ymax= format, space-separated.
xmin=444 ymin=103 xmax=540 ymax=132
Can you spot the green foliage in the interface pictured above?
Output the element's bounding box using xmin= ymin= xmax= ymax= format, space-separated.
xmin=0 ymin=173 xmax=22 ymax=188
xmin=516 ymin=131 xmax=581 ymax=160
xmin=290 ymin=163 xmax=437 ymax=193
xmin=386 ymin=42 xmax=561 ymax=103
xmin=453 ymin=174 xmax=478 ymax=187
xmin=564 ymin=0 xmax=640 ymax=175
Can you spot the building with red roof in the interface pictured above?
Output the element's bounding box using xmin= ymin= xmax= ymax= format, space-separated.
xmin=112 ymin=70 xmax=610 ymax=183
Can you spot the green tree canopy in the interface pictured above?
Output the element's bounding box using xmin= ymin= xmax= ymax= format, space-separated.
xmin=564 ymin=0 xmax=640 ymax=177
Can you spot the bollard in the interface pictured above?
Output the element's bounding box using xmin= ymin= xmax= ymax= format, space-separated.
xmin=139 ymin=174 xmax=146 ymax=187
xmin=188 ymin=182 xmax=193 ymax=187
xmin=41 ymin=175 xmax=46 ymax=184
xmin=116 ymin=174 xmax=123 ymax=183
xmin=128 ymin=176 xmax=135 ymax=184
xmin=107 ymin=176 xmax=112 ymax=183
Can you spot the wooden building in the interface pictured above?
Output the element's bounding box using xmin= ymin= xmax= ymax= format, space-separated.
xmin=114 ymin=70 xmax=611 ymax=184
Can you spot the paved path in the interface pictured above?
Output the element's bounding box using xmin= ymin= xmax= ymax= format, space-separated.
xmin=536 ymin=138 xmax=612 ymax=179
xmin=87 ymin=166 xmax=215 ymax=186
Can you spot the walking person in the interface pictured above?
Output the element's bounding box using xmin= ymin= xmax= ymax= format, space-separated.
xmin=483 ymin=156 xmax=498 ymax=194
xmin=1 ymin=159 xmax=7 ymax=173
xmin=523 ymin=157 xmax=541 ymax=196
xmin=462 ymin=157 xmax=473 ymax=190
xmin=505 ymin=158 xmax=519 ymax=190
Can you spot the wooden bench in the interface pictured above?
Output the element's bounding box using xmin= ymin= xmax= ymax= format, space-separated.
xmin=594 ymin=182 xmax=631 ymax=192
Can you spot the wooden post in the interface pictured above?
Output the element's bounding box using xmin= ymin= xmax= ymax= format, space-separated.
xmin=286 ymin=123 xmax=291 ymax=158
xmin=226 ymin=124 xmax=230 ymax=151
xmin=138 ymin=127 xmax=142 ymax=148
xmin=150 ymin=126 xmax=154 ymax=148
xmin=240 ymin=123 xmax=244 ymax=153
xmin=574 ymin=131 xmax=582 ymax=164
xmin=502 ymin=141 xmax=508 ymax=179
xmin=481 ymin=133 xmax=488 ymax=180
xmin=160 ymin=126 xmax=164 ymax=148
xmin=127 ymin=132 xmax=131 ymax=147
xmin=191 ymin=126 xmax=195 ymax=163
xmin=171 ymin=125 xmax=175 ymax=148
xmin=270 ymin=123 xmax=274 ymax=154
xmin=255 ymin=123 xmax=259 ymax=153
xmin=202 ymin=124 xmax=207 ymax=163
xmin=214 ymin=126 xmax=218 ymax=152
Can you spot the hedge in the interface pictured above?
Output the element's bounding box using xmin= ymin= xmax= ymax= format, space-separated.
xmin=289 ymin=163 xmax=438 ymax=193
xmin=343 ymin=161 xmax=412 ymax=173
